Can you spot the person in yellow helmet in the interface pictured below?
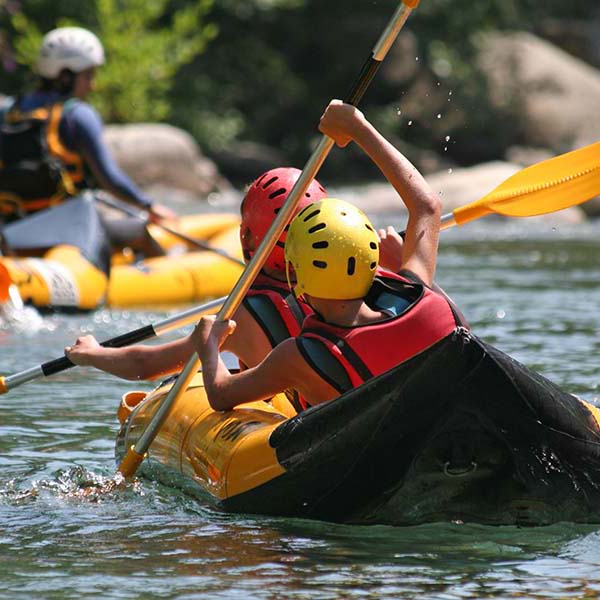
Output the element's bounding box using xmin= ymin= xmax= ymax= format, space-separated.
xmin=192 ymin=99 xmax=468 ymax=410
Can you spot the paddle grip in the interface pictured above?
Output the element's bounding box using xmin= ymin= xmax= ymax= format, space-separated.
xmin=344 ymin=57 xmax=382 ymax=106
xmin=41 ymin=325 xmax=157 ymax=376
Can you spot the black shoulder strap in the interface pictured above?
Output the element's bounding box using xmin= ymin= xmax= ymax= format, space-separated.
xmin=296 ymin=337 xmax=353 ymax=395
xmin=243 ymin=294 xmax=292 ymax=348
xmin=304 ymin=328 xmax=374 ymax=383
xmin=284 ymin=292 xmax=306 ymax=328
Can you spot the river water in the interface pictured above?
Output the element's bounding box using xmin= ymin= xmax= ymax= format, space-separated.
xmin=0 ymin=212 xmax=599 ymax=599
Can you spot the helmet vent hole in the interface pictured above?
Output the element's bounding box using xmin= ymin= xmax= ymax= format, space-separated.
xmin=273 ymin=207 xmax=280 ymax=214
xmin=255 ymin=173 xmax=268 ymax=188
xmin=284 ymin=224 xmax=290 ymax=231
xmin=262 ymin=176 xmax=278 ymax=189
xmin=312 ymin=241 xmax=328 ymax=249
xmin=303 ymin=209 xmax=321 ymax=222
xmin=341 ymin=211 xmax=347 ymax=216
xmin=347 ymin=257 xmax=356 ymax=276
xmin=269 ymin=188 xmax=286 ymax=199
xmin=370 ymin=262 xmax=377 ymax=270
xmin=308 ymin=223 xmax=326 ymax=234
xmin=313 ymin=260 xmax=327 ymax=269
xmin=365 ymin=224 xmax=374 ymax=232
xmin=370 ymin=242 xmax=378 ymax=250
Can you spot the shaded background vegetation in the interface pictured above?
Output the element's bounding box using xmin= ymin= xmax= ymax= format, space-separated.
xmin=0 ymin=0 xmax=598 ymax=184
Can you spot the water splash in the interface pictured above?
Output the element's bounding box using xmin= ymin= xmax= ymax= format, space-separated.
xmin=0 ymin=288 xmax=46 ymax=333
xmin=0 ymin=466 xmax=143 ymax=505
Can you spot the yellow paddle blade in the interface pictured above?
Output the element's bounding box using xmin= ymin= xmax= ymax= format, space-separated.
xmin=453 ymin=141 xmax=600 ymax=226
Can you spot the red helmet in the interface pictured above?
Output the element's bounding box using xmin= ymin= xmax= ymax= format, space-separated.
xmin=240 ymin=167 xmax=327 ymax=271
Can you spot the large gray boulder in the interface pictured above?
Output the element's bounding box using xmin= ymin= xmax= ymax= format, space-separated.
xmin=104 ymin=123 xmax=230 ymax=198
xmin=477 ymin=32 xmax=600 ymax=150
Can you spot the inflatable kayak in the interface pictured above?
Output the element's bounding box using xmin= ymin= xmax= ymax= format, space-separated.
xmin=115 ymin=329 xmax=600 ymax=526
xmin=0 ymin=208 xmax=244 ymax=310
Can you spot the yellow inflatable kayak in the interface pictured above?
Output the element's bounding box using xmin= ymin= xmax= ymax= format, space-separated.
xmin=115 ymin=331 xmax=600 ymax=526
xmin=0 ymin=212 xmax=244 ymax=310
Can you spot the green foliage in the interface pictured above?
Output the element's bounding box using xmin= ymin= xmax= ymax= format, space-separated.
xmin=5 ymin=0 xmax=217 ymax=122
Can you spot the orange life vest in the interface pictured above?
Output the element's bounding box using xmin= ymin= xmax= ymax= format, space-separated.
xmin=0 ymin=100 xmax=85 ymax=217
xmin=297 ymin=272 xmax=462 ymax=394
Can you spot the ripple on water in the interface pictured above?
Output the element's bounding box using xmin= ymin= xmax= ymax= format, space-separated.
xmin=0 ymin=221 xmax=599 ymax=599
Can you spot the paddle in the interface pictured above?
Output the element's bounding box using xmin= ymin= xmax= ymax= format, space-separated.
xmin=394 ymin=140 xmax=600 ymax=239
xmin=116 ymin=0 xmax=423 ymax=478
xmin=440 ymin=141 xmax=600 ymax=230
xmin=95 ymin=192 xmax=245 ymax=267
xmin=0 ymin=296 xmax=225 ymax=394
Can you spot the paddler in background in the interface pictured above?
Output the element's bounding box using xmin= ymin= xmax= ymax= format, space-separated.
xmin=0 ymin=26 xmax=175 ymax=259
xmin=192 ymin=100 xmax=469 ymax=410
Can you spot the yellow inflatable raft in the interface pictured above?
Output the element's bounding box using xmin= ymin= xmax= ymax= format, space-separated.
xmin=0 ymin=212 xmax=244 ymax=310
xmin=116 ymin=331 xmax=600 ymax=526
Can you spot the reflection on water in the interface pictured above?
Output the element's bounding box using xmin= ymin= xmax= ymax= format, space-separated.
xmin=0 ymin=219 xmax=599 ymax=599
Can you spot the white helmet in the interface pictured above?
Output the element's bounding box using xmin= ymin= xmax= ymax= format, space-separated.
xmin=36 ymin=27 xmax=105 ymax=79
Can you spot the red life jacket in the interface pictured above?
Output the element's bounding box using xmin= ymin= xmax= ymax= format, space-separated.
xmin=297 ymin=271 xmax=462 ymax=395
xmin=244 ymin=273 xmax=312 ymax=344
xmin=244 ymin=273 xmax=313 ymax=412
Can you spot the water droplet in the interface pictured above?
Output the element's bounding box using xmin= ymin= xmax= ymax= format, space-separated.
xmin=436 ymin=113 xmax=442 ymax=119
xmin=448 ymin=90 xmax=453 ymax=96
xmin=448 ymin=168 xmax=453 ymax=174
xmin=445 ymin=135 xmax=451 ymax=142
xmin=496 ymin=310 xmax=506 ymax=319
xmin=415 ymin=56 xmax=420 ymax=62
xmin=407 ymin=120 xmax=413 ymax=126
xmin=396 ymin=108 xmax=402 ymax=116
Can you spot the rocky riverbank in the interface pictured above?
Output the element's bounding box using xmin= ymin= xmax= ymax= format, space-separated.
xmin=104 ymin=30 xmax=599 ymax=223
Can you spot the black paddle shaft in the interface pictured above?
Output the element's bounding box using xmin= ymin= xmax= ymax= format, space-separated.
xmin=344 ymin=56 xmax=383 ymax=106
xmin=41 ymin=325 xmax=156 ymax=377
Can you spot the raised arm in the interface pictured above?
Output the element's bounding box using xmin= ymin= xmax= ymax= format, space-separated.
xmin=318 ymin=100 xmax=441 ymax=287
xmin=193 ymin=316 xmax=339 ymax=411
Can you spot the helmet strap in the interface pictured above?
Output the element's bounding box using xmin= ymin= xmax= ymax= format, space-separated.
xmin=285 ymin=260 xmax=302 ymax=300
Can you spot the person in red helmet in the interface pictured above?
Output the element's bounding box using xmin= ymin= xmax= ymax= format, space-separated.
xmin=65 ymin=167 xmax=327 ymax=410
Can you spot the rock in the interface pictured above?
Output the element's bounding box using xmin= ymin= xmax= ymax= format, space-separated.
xmin=505 ymin=146 xmax=555 ymax=167
xmin=104 ymin=123 xmax=231 ymax=198
xmin=210 ymin=141 xmax=289 ymax=186
xmin=477 ymin=32 xmax=600 ymax=151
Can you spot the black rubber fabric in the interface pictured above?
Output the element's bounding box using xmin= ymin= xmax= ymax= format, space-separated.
xmin=222 ymin=332 xmax=600 ymax=526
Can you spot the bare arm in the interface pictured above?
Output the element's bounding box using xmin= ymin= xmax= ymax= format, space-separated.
xmin=193 ymin=317 xmax=339 ymax=411
xmin=65 ymin=334 xmax=195 ymax=380
xmin=319 ymin=100 xmax=441 ymax=287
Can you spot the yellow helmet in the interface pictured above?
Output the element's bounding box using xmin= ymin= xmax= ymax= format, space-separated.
xmin=285 ymin=198 xmax=379 ymax=300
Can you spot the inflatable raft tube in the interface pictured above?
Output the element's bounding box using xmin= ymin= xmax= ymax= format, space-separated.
xmin=115 ymin=330 xmax=600 ymax=526
xmin=0 ymin=214 xmax=243 ymax=310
